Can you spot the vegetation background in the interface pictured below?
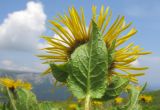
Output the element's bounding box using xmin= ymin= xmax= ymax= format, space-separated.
xmin=0 ymin=0 xmax=160 ymax=109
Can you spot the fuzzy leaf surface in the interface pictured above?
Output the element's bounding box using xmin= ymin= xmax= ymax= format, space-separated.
xmin=67 ymin=21 xmax=108 ymax=99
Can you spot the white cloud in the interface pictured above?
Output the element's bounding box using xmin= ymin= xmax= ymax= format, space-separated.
xmin=37 ymin=42 xmax=50 ymax=49
xmin=130 ymin=59 xmax=140 ymax=67
xmin=0 ymin=1 xmax=46 ymax=52
xmin=1 ymin=59 xmax=40 ymax=72
xmin=1 ymin=59 xmax=13 ymax=66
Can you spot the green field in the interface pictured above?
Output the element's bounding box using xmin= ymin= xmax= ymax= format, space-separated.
xmin=51 ymin=89 xmax=160 ymax=110
xmin=0 ymin=90 xmax=159 ymax=110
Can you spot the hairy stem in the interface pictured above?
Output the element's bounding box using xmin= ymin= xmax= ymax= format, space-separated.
xmin=85 ymin=94 xmax=90 ymax=110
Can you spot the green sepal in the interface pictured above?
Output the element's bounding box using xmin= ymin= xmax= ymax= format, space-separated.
xmin=108 ymin=40 xmax=116 ymax=68
xmin=50 ymin=63 xmax=69 ymax=82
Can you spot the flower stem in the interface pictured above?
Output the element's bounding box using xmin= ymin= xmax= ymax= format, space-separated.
xmin=85 ymin=94 xmax=90 ymax=110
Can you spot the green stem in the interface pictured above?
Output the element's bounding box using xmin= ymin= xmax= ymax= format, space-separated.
xmin=6 ymin=88 xmax=17 ymax=110
xmin=85 ymin=94 xmax=90 ymax=110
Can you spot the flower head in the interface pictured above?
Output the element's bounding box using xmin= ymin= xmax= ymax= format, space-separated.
xmin=115 ymin=97 xmax=123 ymax=104
xmin=69 ymin=103 xmax=77 ymax=110
xmin=139 ymin=95 xmax=153 ymax=103
xmin=0 ymin=77 xmax=32 ymax=90
xmin=38 ymin=6 xmax=151 ymax=83
xmin=92 ymin=101 xmax=103 ymax=106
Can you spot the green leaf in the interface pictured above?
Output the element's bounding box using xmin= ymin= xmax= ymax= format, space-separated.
xmin=14 ymin=88 xmax=39 ymax=110
xmin=100 ymin=76 xmax=129 ymax=101
xmin=132 ymin=104 xmax=142 ymax=110
xmin=119 ymin=84 xmax=146 ymax=110
xmin=140 ymin=82 xmax=147 ymax=94
xmin=6 ymin=88 xmax=17 ymax=110
xmin=67 ymin=20 xmax=108 ymax=99
xmin=39 ymin=102 xmax=56 ymax=110
xmin=2 ymin=103 xmax=9 ymax=110
xmin=50 ymin=63 xmax=69 ymax=82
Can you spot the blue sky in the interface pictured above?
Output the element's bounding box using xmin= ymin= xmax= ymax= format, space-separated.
xmin=0 ymin=0 xmax=160 ymax=89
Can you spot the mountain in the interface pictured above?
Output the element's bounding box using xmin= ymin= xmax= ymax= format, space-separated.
xmin=0 ymin=69 xmax=71 ymax=101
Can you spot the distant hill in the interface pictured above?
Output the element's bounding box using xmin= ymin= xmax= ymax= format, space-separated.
xmin=0 ymin=69 xmax=71 ymax=101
